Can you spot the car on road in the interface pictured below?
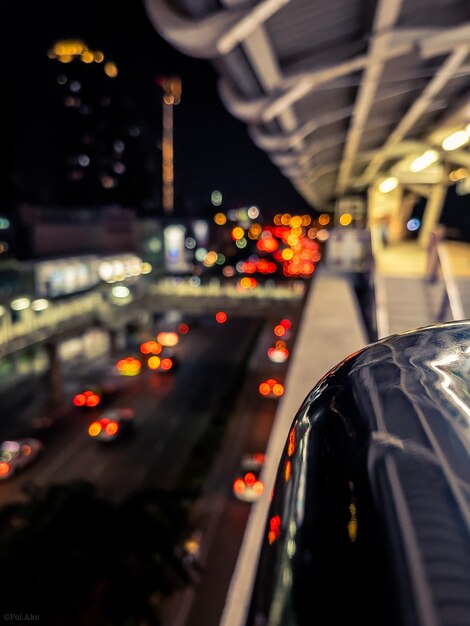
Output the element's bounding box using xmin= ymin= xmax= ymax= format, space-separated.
xmin=156 ymin=331 xmax=179 ymax=348
xmin=87 ymin=409 xmax=134 ymax=442
xmin=233 ymin=453 xmax=265 ymax=502
xmin=72 ymin=380 xmax=119 ymax=409
xmin=147 ymin=351 xmax=179 ymax=374
xmin=159 ymin=351 xmax=179 ymax=373
xmin=258 ymin=378 xmax=284 ymax=398
xmin=0 ymin=439 xmax=43 ymax=479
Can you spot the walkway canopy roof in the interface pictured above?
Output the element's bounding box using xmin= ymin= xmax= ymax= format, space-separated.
xmin=146 ymin=0 xmax=470 ymax=209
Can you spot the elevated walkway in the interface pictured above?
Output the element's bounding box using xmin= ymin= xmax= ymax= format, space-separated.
xmin=373 ymin=234 xmax=470 ymax=338
xmin=222 ymin=232 xmax=470 ymax=626
xmin=221 ymin=271 xmax=367 ymax=626
xmin=441 ymin=241 xmax=470 ymax=318
xmin=374 ymin=240 xmax=443 ymax=337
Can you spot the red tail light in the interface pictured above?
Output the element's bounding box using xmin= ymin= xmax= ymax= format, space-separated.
xmin=117 ymin=357 xmax=142 ymax=376
xmin=73 ymin=394 xmax=86 ymax=407
xmin=244 ymin=472 xmax=256 ymax=486
xmin=142 ymin=341 xmax=163 ymax=355
xmin=288 ymin=428 xmax=296 ymax=456
xmin=151 ymin=342 xmax=163 ymax=355
xmin=105 ymin=422 xmax=119 ymax=436
xmin=253 ymin=481 xmax=264 ymax=496
xmin=0 ymin=462 xmax=11 ymax=476
xmin=88 ymin=422 xmax=102 ymax=437
xmin=267 ymin=347 xmax=289 ymax=363
xmin=268 ymin=515 xmax=282 ymax=544
xmin=178 ymin=323 xmax=189 ymax=334
xmin=215 ymin=311 xmax=227 ymax=324
xmin=140 ymin=342 xmax=151 ymax=354
xmin=233 ymin=479 xmax=245 ymax=494
xmin=259 ymin=383 xmax=270 ymax=396
xmin=161 ymin=358 xmax=173 ymax=371
xmin=284 ymin=460 xmax=292 ymax=482
xmin=86 ymin=394 xmax=100 ymax=407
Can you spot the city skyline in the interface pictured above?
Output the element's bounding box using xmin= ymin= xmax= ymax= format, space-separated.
xmin=5 ymin=0 xmax=313 ymax=217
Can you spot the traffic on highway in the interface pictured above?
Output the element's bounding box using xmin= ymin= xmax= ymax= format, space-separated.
xmin=0 ymin=302 xmax=301 ymax=626
xmin=5 ymin=1 xmax=470 ymax=624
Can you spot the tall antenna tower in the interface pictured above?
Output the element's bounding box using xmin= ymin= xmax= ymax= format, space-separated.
xmin=156 ymin=76 xmax=181 ymax=213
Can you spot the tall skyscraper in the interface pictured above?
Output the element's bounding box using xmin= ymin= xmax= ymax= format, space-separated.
xmin=47 ymin=40 xmax=148 ymax=207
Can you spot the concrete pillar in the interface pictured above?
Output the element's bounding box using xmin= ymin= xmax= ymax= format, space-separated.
xmin=46 ymin=342 xmax=64 ymax=407
xmin=367 ymin=184 xmax=402 ymax=246
xmin=418 ymin=181 xmax=448 ymax=248
xmin=392 ymin=192 xmax=418 ymax=242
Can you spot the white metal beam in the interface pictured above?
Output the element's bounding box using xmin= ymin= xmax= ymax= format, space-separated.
xmin=144 ymin=0 xmax=289 ymax=59
xmin=218 ymin=0 xmax=290 ymax=56
xmin=336 ymin=0 xmax=404 ymax=194
xmin=358 ymin=46 xmax=469 ymax=187
xmin=418 ymin=175 xmax=449 ymax=247
xmin=148 ymin=0 xmax=470 ymax=211
xmin=219 ymin=50 xmax=406 ymax=125
xmin=264 ymin=55 xmax=370 ymax=122
xmin=444 ymin=151 xmax=470 ymax=168
xmin=270 ymin=132 xmax=347 ymax=168
xmin=420 ymin=23 xmax=470 ymax=58
xmin=241 ymin=27 xmax=297 ymax=132
xmin=249 ymin=82 xmax=430 ymax=152
xmin=296 ymin=142 xmax=432 ymax=190
xmin=219 ymin=23 xmax=470 ymax=126
xmin=249 ymin=106 xmax=353 ymax=151
xmin=218 ymin=54 xmax=374 ymax=123
xmin=272 ymin=118 xmax=424 ymax=175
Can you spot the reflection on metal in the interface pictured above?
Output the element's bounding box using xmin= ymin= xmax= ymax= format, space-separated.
xmin=246 ymin=320 xmax=470 ymax=626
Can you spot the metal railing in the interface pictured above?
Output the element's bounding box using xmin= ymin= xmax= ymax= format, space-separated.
xmin=0 ymin=288 xmax=144 ymax=358
xmin=370 ymin=226 xmax=390 ymax=339
xmin=427 ymin=229 xmax=465 ymax=322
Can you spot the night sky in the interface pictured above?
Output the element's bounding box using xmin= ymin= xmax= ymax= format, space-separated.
xmin=5 ymin=0 xmax=312 ymax=217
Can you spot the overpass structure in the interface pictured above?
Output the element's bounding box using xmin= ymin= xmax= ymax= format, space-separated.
xmin=0 ymin=279 xmax=305 ymax=405
xmin=146 ymin=4 xmax=470 ymax=625
xmin=147 ymin=0 xmax=470 ymax=244
xmin=0 ymin=279 xmax=305 ymax=359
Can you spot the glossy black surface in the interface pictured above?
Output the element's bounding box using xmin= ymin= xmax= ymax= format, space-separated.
xmin=247 ymin=321 xmax=470 ymax=626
